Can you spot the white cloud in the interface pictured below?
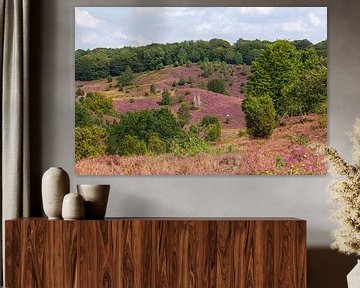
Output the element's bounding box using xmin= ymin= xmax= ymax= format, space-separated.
xmin=75 ymin=8 xmax=103 ymax=28
xmin=236 ymin=7 xmax=275 ymax=15
xmin=309 ymin=13 xmax=322 ymax=27
xmin=80 ymin=32 xmax=100 ymax=44
xmin=193 ymin=23 xmax=213 ymax=34
xmin=134 ymin=7 xmax=204 ymax=18
xmin=282 ymin=20 xmax=305 ymax=32
xmin=112 ymin=31 xmax=150 ymax=47
xmin=172 ymin=8 xmax=205 ymax=17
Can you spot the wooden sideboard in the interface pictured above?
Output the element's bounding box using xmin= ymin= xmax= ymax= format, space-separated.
xmin=5 ymin=218 xmax=306 ymax=288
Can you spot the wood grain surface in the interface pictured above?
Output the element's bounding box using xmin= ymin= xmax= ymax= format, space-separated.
xmin=5 ymin=218 xmax=306 ymax=288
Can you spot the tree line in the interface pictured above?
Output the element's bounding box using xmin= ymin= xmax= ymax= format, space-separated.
xmin=75 ymin=38 xmax=327 ymax=81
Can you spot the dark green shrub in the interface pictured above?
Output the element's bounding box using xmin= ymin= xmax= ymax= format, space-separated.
xmin=200 ymin=116 xmax=221 ymax=128
xmin=172 ymin=81 xmax=177 ymax=87
xmin=75 ymin=126 xmax=109 ymax=161
xmin=208 ymin=78 xmax=226 ymax=94
xmin=199 ymin=116 xmax=221 ymax=142
xmin=118 ymin=83 xmax=123 ymax=91
xmin=117 ymin=66 xmax=134 ymax=87
xmin=147 ymin=133 xmax=167 ymax=155
xmin=75 ymin=87 xmax=85 ymax=97
xmin=158 ymin=89 xmax=172 ymax=106
xmin=205 ymin=123 xmax=221 ymax=141
xmin=107 ymin=108 xmax=182 ymax=154
xmin=150 ymin=83 xmax=156 ymax=94
xmin=75 ymin=102 xmax=92 ymax=127
xmin=120 ymin=135 xmax=147 ymax=156
xmin=178 ymin=77 xmax=186 ymax=86
xmin=107 ymin=75 xmax=113 ymax=83
xmin=242 ymin=95 xmax=276 ymax=138
xmin=177 ymin=103 xmax=191 ymax=126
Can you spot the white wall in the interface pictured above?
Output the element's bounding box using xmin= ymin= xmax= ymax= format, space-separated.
xmin=31 ymin=0 xmax=360 ymax=249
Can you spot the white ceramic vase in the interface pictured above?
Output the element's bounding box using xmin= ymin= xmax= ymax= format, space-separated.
xmin=42 ymin=167 xmax=70 ymax=219
xmin=347 ymin=260 xmax=360 ymax=288
xmin=62 ymin=192 xmax=85 ymax=220
xmin=77 ymin=184 xmax=110 ymax=219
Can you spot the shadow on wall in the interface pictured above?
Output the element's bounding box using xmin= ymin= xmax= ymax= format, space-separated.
xmin=308 ymin=248 xmax=357 ymax=288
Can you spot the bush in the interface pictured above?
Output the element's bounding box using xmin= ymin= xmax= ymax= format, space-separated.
xmin=82 ymin=92 xmax=115 ymax=116
xmin=75 ymin=102 xmax=92 ymax=127
xmin=107 ymin=108 xmax=182 ymax=154
xmin=150 ymin=83 xmax=156 ymax=94
xmin=242 ymin=95 xmax=276 ymax=138
xmin=75 ymin=126 xmax=108 ymax=161
xmin=205 ymin=123 xmax=221 ymax=142
xmin=147 ymin=133 xmax=167 ymax=155
xmin=200 ymin=116 xmax=220 ymax=128
xmin=178 ymin=77 xmax=186 ymax=86
xmin=117 ymin=66 xmax=134 ymax=87
xmin=199 ymin=116 xmax=221 ymax=142
xmin=172 ymin=81 xmax=177 ymax=87
xmin=208 ymin=78 xmax=226 ymax=94
xmin=107 ymin=75 xmax=113 ymax=83
xmin=170 ymin=132 xmax=209 ymax=156
xmin=120 ymin=135 xmax=147 ymax=156
xmin=75 ymin=87 xmax=85 ymax=97
xmin=158 ymin=89 xmax=172 ymax=105
xmin=118 ymin=83 xmax=123 ymax=91
xmin=177 ymin=103 xmax=191 ymax=126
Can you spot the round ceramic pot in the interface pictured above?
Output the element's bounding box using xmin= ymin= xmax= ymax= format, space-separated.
xmin=62 ymin=192 xmax=85 ymax=220
xmin=42 ymin=167 xmax=70 ymax=219
xmin=77 ymin=184 xmax=110 ymax=219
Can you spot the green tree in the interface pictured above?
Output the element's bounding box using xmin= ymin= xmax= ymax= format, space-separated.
xmin=75 ymin=102 xmax=92 ymax=127
xmin=75 ymin=50 xmax=110 ymax=81
xmin=246 ymin=40 xmax=301 ymax=115
xmin=282 ymin=49 xmax=327 ymax=115
xmin=75 ymin=126 xmax=109 ymax=161
xmin=292 ymin=39 xmax=313 ymax=50
xmin=242 ymin=95 xmax=276 ymax=138
xmin=117 ymin=66 xmax=134 ymax=87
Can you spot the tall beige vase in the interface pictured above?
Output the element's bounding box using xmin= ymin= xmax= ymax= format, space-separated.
xmin=77 ymin=184 xmax=110 ymax=219
xmin=42 ymin=167 xmax=70 ymax=219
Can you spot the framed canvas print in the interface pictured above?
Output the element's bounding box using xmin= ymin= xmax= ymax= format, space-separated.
xmin=75 ymin=7 xmax=327 ymax=176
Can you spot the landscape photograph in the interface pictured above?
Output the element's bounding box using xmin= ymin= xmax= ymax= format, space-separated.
xmin=75 ymin=7 xmax=327 ymax=175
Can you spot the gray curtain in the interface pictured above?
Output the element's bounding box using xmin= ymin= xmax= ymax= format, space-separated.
xmin=0 ymin=0 xmax=30 ymax=285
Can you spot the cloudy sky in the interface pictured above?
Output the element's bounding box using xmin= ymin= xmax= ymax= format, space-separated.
xmin=75 ymin=7 xmax=327 ymax=50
